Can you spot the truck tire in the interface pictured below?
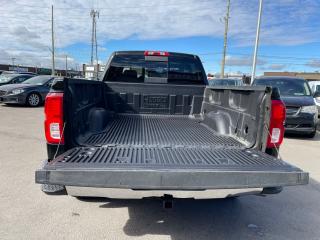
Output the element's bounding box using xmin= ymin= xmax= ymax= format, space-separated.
xmin=41 ymin=184 xmax=66 ymax=195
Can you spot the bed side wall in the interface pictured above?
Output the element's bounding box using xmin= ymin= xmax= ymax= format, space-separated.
xmin=201 ymin=86 xmax=271 ymax=149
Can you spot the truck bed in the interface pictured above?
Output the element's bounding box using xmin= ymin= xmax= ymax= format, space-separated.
xmin=37 ymin=116 xmax=307 ymax=190
xmin=36 ymin=80 xmax=308 ymax=192
xmin=84 ymin=114 xmax=243 ymax=148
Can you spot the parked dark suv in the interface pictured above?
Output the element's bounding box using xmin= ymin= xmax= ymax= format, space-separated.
xmin=254 ymin=77 xmax=318 ymax=137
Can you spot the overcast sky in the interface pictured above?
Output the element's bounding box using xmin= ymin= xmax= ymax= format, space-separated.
xmin=0 ymin=0 xmax=320 ymax=74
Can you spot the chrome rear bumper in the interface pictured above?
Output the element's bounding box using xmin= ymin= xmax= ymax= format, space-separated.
xmin=66 ymin=186 xmax=264 ymax=199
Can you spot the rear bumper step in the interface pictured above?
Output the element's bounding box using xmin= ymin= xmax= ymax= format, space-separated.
xmin=35 ymin=146 xmax=308 ymax=190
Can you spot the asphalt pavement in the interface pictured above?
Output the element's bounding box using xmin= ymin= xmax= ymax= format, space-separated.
xmin=0 ymin=105 xmax=319 ymax=240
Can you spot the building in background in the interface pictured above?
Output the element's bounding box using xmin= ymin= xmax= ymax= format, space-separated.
xmin=83 ymin=64 xmax=105 ymax=80
xmin=0 ymin=64 xmax=82 ymax=77
xmin=264 ymin=72 xmax=320 ymax=81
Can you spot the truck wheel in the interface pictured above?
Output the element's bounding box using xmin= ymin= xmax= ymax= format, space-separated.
xmin=41 ymin=184 xmax=66 ymax=195
xmin=27 ymin=93 xmax=42 ymax=107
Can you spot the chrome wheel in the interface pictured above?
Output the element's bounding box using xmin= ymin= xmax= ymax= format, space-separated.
xmin=28 ymin=93 xmax=40 ymax=106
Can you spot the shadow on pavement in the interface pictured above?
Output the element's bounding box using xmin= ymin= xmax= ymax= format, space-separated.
xmin=95 ymin=179 xmax=320 ymax=240
xmin=0 ymin=103 xmax=26 ymax=108
xmin=100 ymin=197 xmax=246 ymax=239
xmin=0 ymin=103 xmax=44 ymax=108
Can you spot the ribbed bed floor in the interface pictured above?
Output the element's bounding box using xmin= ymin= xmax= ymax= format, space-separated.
xmin=52 ymin=146 xmax=290 ymax=170
xmin=84 ymin=114 xmax=243 ymax=148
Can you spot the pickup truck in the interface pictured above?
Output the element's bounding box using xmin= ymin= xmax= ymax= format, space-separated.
xmin=35 ymin=51 xmax=308 ymax=200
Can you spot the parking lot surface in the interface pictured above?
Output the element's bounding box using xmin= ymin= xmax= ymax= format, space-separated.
xmin=0 ymin=105 xmax=320 ymax=240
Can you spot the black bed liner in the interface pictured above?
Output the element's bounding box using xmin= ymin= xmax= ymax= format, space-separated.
xmin=84 ymin=114 xmax=243 ymax=147
xmin=37 ymin=114 xmax=308 ymax=189
xmin=36 ymin=145 xmax=308 ymax=189
xmin=37 ymin=80 xmax=309 ymax=191
xmin=44 ymin=146 xmax=297 ymax=170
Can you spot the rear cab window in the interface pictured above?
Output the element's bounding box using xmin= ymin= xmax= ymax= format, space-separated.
xmin=104 ymin=52 xmax=206 ymax=85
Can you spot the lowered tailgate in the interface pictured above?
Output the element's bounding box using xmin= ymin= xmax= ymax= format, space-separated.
xmin=36 ymin=146 xmax=308 ymax=190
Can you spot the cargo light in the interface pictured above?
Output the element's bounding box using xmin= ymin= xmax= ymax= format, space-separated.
xmin=267 ymin=99 xmax=286 ymax=148
xmin=144 ymin=51 xmax=169 ymax=56
xmin=44 ymin=92 xmax=64 ymax=144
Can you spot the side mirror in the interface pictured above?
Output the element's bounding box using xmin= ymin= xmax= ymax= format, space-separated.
xmin=314 ymin=91 xmax=320 ymax=98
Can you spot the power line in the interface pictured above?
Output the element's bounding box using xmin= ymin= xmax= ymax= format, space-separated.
xmin=90 ymin=9 xmax=99 ymax=65
xmin=251 ymin=0 xmax=264 ymax=83
xmin=51 ymin=5 xmax=55 ymax=76
xmin=89 ymin=9 xmax=100 ymax=79
xmin=65 ymin=55 xmax=68 ymax=76
xmin=198 ymin=52 xmax=320 ymax=60
xmin=11 ymin=57 xmax=16 ymax=68
xmin=221 ymin=0 xmax=230 ymax=78
xmin=0 ymin=52 xmax=318 ymax=63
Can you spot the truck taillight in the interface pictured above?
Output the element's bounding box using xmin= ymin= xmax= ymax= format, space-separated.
xmin=267 ymin=99 xmax=286 ymax=148
xmin=144 ymin=51 xmax=169 ymax=56
xmin=44 ymin=92 xmax=64 ymax=144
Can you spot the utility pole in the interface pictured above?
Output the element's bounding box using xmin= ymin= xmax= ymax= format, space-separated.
xmin=90 ymin=9 xmax=99 ymax=79
xmin=250 ymin=0 xmax=263 ymax=84
xmin=11 ymin=57 xmax=16 ymax=70
xmin=51 ymin=5 xmax=55 ymax=76
xmin=65 ymin=55 xmax=68 ymax=77
xmin=221 ymin=0 xmax=231 ymax=78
